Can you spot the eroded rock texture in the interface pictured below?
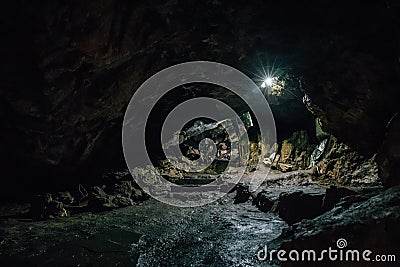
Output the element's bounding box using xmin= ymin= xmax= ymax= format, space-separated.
xmin=269 ymin=186 xmax=400 ymax=267
xmin=316 ymin=137 xmax=380 ymax=186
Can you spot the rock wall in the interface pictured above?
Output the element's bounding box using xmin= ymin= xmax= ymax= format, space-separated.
xmin=316 ymin=137 xmax=380 ymax=186
xmin=265 ymin=130 xmax=315 ymax=172
xmin=2 ymin=0 xmax=399 ymax=197
xmin=267 ymin=131 xmax=379 ymax=186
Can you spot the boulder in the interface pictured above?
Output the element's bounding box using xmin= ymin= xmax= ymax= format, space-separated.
xmin=29 ymin=193 xmax=68 ymax=219
xmin=252 ymin=191 xmax=274 ymax=212
xmin=278 ymin=163 xmax=293 ymax=172
xmin=269 ymin=186 xmax=400 ymax=267
xmin=89 ymin=186 xmax=116 ymax=210
xmin=231 ymin=183 xmax=251 ymax=204
xmin=109 ymin=181 xmax=134 ymax=198
xmin=273 ymin=191 xmax=325 ymax=225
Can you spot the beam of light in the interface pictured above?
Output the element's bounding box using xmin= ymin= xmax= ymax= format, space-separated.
xmin=260 ymin=77 xmax=274 ymax=88
xmin=245 ymin=56 xmax=284 ymax=91
xmin=265 ymin=77 xmax=273 ymax=86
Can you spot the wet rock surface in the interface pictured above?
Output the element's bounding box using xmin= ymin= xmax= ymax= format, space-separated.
xmin=0 ymin=194 xmax=287 ymax=266
xmin=270 ymin=186 xmax=361 ymax=226
xmin=268 ymin=186 xmax=399 ymax=267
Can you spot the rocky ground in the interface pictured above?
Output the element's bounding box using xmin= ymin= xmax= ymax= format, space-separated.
xmin=0 ymin=168 xmax=397 ymax=267
xmin=0 ymin=186 xmax=286 ymax=266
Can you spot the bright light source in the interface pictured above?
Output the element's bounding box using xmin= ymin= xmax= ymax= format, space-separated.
xmin=260 ymin=81 xmax=266 ymax=88
xmin=260 ymin=77 xmax=274 ymax=88
xmin=265 ymin=77 xmax=273 ymax=86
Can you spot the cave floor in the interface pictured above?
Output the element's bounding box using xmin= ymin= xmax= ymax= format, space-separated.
xmin=0 ymin=194 xmax=289 ymax=266
xmin=0 ymin=170 xmax=381 ymax=267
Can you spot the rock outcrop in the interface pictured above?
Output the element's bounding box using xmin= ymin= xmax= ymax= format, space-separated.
xmin=269 ymin=186 xmax=399 ymax=266
xmin=316 ymin=137 xmax=380 ymax=186
xmin=231 ymin=183 xmax=251 ymax=204
xmin=28 ymin=171 xmax=148 ymax=218
xmin=253 ymin=186 xmax=359 ymax=226
xmin=265 ymin=130 xmax=315 ymax=172
xmin=29 ymin=193 xmax=68 ymax=219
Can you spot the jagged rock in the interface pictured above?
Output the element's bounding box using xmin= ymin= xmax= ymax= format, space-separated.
xmin=110 ymin=181 xmax=133 ymax=198
xmin=29 ymin=193 xmax=68 ymax=219
xmin=89 ymin=186 xmax=116 ymax=210
xmin=336 ymin=189 xmax=381 ymax=209
xmin=252 ymin=191 xmax=275 ymax=212
xmin=269 ymin=186 xmax=400 ymax=267
xmin=27 ymin=177 xmax=147 ymax=217
xmin=113 ymin=195 xmax=134 ymax=207
xmin=269 ymin=131 xmax=315 ymax=172
xmin=217 ymin=142 xmax=230 ymax=160
xmin=269 ymin=187 xmax=365 ymax=225
xmin=232 ymin=184 xmax=251 ymax=204
xmin=280 ymin=140 xmax=293 ymax=163
xmin=272 ymin=154 xmax=280 ymax=168
xmin=90 ymin=185 xmax=139 ymax=210
xmin=156 ymin=160 xmax=185 ymax=179
xmin=317 ymin=136 xmax=379 ymax=186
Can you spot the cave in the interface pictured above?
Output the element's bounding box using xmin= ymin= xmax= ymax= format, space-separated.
xmin=1 ymin=0 xmax=400 ymax=266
